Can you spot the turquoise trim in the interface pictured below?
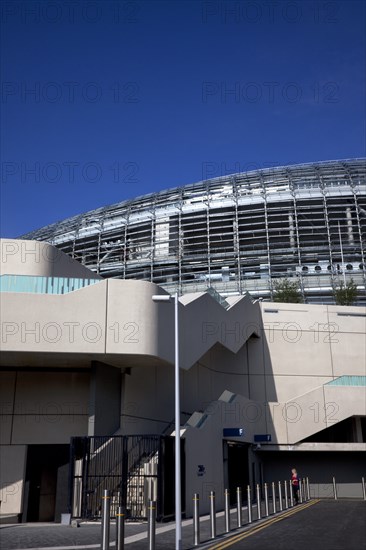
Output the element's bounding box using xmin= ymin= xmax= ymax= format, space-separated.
xmin=327 ymin=376 xmax=366 ymax=387
xmin=0 ymin=274 xmax=101 ymax=295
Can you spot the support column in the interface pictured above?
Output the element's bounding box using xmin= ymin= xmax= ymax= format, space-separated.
xmin=88 ymin=361 xmax=122 ymax=436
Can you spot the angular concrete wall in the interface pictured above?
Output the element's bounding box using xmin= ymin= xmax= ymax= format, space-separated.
xmin=1 ymin=239 xmax=100 ymax=279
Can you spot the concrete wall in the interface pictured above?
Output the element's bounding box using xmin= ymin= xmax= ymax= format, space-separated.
xmin=54 ymin=463 xmax=69 ymax=523
xmin=0 ymin=370 xmax=90 ymax=445
xmin=1 ymin=281 xmax=108 ymax=357
xmin=260 ymin=302 xmax=366 ymax=404
xmin=88 ymin=362 xmax=121 ymax=436
xmin=258 ymin=302 xmax=366 ymax=444
xmin=0 ymin=446 xmax=27 ymax=516
xmin=1 ymin=243 xmax=365 ymax=518
xmin=1 ymin=278 xmax=261 ymax=370
xmin=0 ymin=369 xmax=89 ymax=517
xmin=184 ymin=392 xmax=270 ymax=516
xmin=119 ymin=343 xmax=251 ymax=436
xmin=1 ymin=239 xmax=100 ymax=279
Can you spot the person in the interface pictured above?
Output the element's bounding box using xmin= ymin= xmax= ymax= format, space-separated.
xmin=291 ymin=468 xmax=300 ymax=504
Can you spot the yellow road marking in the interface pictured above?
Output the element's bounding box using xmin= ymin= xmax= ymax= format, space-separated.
xmin=206 ymin=499 xmax=321 ymax=550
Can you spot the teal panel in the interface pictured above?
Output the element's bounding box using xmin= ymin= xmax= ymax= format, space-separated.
xmin=327 ymin=376 xmax=366 ymax=387
xmin=0 ymin=274 xmax=101 ymax=295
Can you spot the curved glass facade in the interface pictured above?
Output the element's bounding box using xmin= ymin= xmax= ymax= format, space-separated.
xmin=22 ymin=159 xmax=366 ymax=304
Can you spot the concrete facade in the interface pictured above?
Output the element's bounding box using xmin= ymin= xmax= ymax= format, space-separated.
xmin=0 ymin=239 xmax=365 ymax=521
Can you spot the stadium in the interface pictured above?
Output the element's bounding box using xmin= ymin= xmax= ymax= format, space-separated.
xmin=23 ymin=158 xmax=366 ymax=304
xmin=1 ymin=159 xmax=366 ymax=523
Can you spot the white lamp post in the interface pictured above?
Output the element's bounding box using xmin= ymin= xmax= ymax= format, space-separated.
xmin=152 ymin=292 xmax=181 ymax=550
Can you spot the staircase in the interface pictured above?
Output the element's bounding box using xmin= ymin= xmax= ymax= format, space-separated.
xmin=70 ymin=434 xmax=178 ymax=520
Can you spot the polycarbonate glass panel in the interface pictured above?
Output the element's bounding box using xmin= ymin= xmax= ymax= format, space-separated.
xmin=0 ymin=275 xmax=101 ymax=294
xmin=326 ymin=376 xmax=366 ymax=386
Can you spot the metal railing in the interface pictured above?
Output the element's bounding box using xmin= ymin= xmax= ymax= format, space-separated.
xmin=69 ymin=434 xmax=185 ymax=521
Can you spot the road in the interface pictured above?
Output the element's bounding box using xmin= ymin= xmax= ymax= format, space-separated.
xmin=201 ymin=500 xmax=366 ymax=550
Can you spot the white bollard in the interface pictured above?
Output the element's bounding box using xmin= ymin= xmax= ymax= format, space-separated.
xmin=193 ymin=493 xmax=200 ymax=546
xmin=224 ymin=489 xmax=231 ymax=532
xmin=148 ymin=500 xmax=156 ymax=550
xmin=101 ymin=490 xmax=111 ymax=550
xmin=264 ymin=483 xmax=269 ymax=517
xmin=236 ymin=487 xmax=242 ymax=527
xmin=247 ymin=485 xmax=252 ymax=523
xmin=333 ymin=477 xmax=338 ymax=500
xmin=278 ymin=481 xmax=283 ymax=511
xmin=284 ymin=480 xmax=288 ymax=509
xmin=271 ymin=482 xmax=276 ymax=514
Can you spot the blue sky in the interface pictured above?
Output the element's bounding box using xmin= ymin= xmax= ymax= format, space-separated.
xmin=1 ymin=0 xmax=365 ymax=237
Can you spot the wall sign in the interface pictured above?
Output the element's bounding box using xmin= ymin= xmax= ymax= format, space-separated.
xmin=223 ymin=428 xmax=244 ymax=437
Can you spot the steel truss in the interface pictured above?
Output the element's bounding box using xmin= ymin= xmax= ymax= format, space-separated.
xmin=22 ymin=159 xmax=366 ymax=304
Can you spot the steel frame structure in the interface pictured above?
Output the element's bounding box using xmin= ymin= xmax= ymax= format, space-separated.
xmin=22 ymin=159 xmax=366 ymax=304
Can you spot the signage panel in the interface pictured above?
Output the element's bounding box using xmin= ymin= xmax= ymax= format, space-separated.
xmin=254 ymin=434 xmax=271 ymax=442
xmin=223 ymin=428 xmax=244 ymax=437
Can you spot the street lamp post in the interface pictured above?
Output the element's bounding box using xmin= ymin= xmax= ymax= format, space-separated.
xmin=152 ymin=292 xmax=181 ymax=550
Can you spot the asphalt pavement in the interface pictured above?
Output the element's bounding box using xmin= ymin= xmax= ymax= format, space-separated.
xmin=0 ymin=500 xmax=365 ymax=550
xmin=199 ymin=500 xmax=366 ymax=550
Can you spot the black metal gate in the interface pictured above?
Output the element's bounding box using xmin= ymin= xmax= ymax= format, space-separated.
xmin=68 ymin=435 xmax=185 ymax=521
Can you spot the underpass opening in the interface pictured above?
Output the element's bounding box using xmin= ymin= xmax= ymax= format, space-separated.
xmin=224 ymin=441 xmax=250 ymax=506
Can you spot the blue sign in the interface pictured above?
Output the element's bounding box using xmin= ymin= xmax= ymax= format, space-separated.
xmin=254 ymin=434 xmax=271 ymax=442
xmin=223 ymin=428 xmax=244 ymax=437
